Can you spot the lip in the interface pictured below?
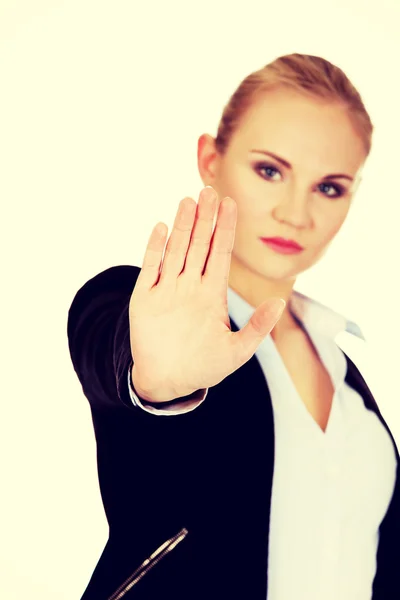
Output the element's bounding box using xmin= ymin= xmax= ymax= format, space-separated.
xmin=259 ymin=237 xmax=304 ymax=254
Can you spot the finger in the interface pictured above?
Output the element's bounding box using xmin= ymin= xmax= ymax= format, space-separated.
xmin=158 ymin=197 xmax=197 ymax=284
xmin=181 ymin=186 xmax=218 ymax=277
xmin=202 ymin=197 xmax=237 ymax=294
xmin=136 ymin=222 xmax=168 ymax=290
xmin=231 ymin=298 xmax=286 ymax=369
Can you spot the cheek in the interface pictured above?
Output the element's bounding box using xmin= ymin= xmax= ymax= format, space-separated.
xmin=314 ymin=208 xmax=349 ymax=245
xmin=234 ymin=189 xmax=273 ymax=220
xmin=222 ymin=169 xmax=266 ymax=210
xmin=232 ymin=195 xmax=263 ymax=224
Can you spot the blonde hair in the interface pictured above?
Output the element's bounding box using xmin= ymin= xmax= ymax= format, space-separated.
xmin=215 ymin=53 xmax=373 ymax=158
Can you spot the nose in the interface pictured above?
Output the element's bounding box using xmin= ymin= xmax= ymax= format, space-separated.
xmin=271 ymin=187 xmax=312 ymax=229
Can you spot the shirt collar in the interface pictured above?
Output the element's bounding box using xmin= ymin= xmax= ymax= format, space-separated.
xmin=227 ymin=286 xmax=365 ymax=342
xmin=289 ymin=290 xmax=365 ymax=341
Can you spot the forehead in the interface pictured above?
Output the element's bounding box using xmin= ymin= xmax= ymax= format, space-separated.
xmin=229 ymin=88 xmax=366 ymax=175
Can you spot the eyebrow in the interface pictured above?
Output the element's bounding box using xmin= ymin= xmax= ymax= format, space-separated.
xmin=250 ymin=149 xmax=354 ymax=182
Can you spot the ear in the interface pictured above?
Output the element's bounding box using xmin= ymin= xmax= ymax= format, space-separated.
xmin=197 ymin=134 xmax=220 ymax=186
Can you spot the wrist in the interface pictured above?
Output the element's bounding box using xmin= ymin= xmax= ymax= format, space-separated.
xmin=131 ymin=364 xmax=180 ymax=403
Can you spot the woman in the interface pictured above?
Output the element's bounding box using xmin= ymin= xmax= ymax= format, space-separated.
xmin=67 ymin=54 xmax=399 ymax=600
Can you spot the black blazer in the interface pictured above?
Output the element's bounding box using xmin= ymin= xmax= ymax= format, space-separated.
xmin=67 ymin=264 xmax=400 ymax=600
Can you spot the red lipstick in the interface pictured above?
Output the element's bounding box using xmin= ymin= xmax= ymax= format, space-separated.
xmin=259 ymin=237 xmax=304 ymax=254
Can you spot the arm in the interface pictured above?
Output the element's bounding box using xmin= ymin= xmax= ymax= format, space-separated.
xmin=67 ymin=264 xmax=208 ymax=582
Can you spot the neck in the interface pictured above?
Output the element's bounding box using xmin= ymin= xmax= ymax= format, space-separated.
xmin=228 ymin=255 xmax=300 ymax=342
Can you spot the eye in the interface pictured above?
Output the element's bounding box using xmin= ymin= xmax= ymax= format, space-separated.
xmin=318 ymin=182 xmax=346 ymax=199
xmin=254 ymin=162 xmax=282 ymax=181
xmin=254 ymin=162 xmax=347 ymax=199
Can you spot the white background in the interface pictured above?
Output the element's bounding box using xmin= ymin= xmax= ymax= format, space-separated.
xmin=1 ymin=0 xmax=399 ymax=597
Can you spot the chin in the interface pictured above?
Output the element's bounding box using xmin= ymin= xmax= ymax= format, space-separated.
xmin=261 ymin=269 xmax=299 ymax=282
xmin=248 ymin=260 xmax=299 ymax=281
xmin=257 ymin=255 xmax=313 ymax=280
xmin=233 ymin=248 xmax=313 ymax=281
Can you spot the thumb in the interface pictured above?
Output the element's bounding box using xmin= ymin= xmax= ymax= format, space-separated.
xmin=232 ymin=298 xmax=286 ymax=369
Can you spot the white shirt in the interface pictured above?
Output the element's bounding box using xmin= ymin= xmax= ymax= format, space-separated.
xmin=127 ymin=288 xmax=397 ymax=600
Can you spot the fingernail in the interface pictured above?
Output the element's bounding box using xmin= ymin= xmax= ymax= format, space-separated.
xmin=273 ymin=298 xmax=286 ymax=319
xmin=203 ymin=187 xmax=216 ymax=203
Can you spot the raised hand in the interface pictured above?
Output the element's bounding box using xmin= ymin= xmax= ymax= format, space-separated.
xmin=129 ymin=186 xmax=285 ymax=403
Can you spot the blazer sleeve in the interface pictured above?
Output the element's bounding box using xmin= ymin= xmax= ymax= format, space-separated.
xmin=66 ymin=264 xmax=212 ymax=590
xmin=67 ymin=264 xmax=141 ymax=411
